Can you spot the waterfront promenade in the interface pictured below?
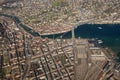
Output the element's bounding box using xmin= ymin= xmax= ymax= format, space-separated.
xmin=1 ymin=13 xmax=120 ymax=36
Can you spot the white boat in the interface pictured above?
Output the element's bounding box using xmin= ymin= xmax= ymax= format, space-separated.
xmin=98 ymin=40 xmax=103 ymax=44
xmin=98 ymin=27 xmax=103 ymax=29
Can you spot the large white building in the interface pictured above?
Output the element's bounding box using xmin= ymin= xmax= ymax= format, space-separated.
xmin=91 ymin=50 xmax=106 ymax=61
xmin=0 ymin=7 xmax=2 ymax=12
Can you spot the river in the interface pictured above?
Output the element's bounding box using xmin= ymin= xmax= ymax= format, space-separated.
xmin=0 ymin=13 xmax=120 ymax=61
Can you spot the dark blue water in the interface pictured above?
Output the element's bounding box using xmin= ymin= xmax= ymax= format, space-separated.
xmin=74 ymin=24 xmax=120 ymax=53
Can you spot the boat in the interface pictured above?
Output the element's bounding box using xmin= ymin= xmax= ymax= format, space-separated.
xmin=98 ymin=40 xmax=103 ymax=44
xmin=98 ymin=27 xmax=103 ymax=29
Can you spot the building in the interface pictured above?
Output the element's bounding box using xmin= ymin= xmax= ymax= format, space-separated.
xmin=0 ymin=23 xmax=5 ymax=36
xmin=91 ymin=50 xmax=106 ymax=60
xmin=0 ymin=7 xmax=2 ymax=12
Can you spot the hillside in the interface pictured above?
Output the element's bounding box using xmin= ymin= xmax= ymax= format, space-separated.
xmin=1 ymin=0 xmax=120 ymax=34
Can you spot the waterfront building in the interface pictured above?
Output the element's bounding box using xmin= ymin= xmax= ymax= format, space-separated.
xmin=0 ymin=7 xmax=2 ymax=12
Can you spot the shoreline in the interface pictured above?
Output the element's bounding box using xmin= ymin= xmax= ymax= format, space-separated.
xmin=94 ymin=20 xmax=120 ymax=24
xmin=40 ymin=29 xmax=71 ymax=36
xmin=7 ymin=12 xmax=120 ymax=36
xmin=40 ymin=21 xmax=120 ymax=36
